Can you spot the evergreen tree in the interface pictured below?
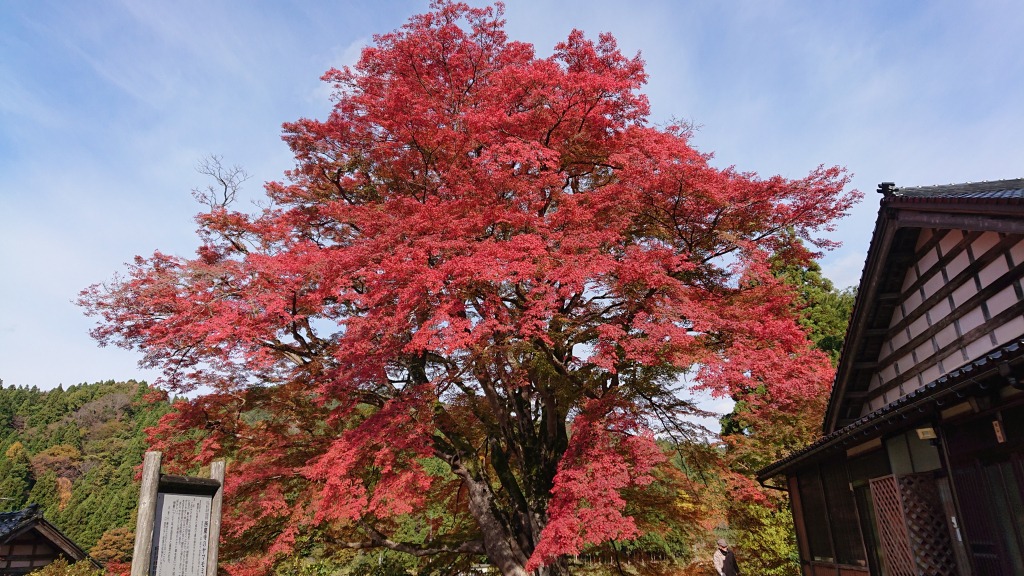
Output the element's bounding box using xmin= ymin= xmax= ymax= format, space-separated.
xmin=52 ymin=422 xmax=84 ymax=451
xmin=773 ymin=256 xmax=855 ymax=366
xmin=0 ymin=441 xmax=34 ymax=509
xmin=28 ymin=470 xmax=62 ymax=518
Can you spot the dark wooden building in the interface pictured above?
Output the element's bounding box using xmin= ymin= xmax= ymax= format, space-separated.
xmin=0 ymin=505 xmax=94 ymax=575
xmin=759 ymin=179 xmax=1024 ymax=576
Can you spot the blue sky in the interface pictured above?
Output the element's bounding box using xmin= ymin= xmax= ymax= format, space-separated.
xmin=2 ymin=0 xmax=1022 ymax=400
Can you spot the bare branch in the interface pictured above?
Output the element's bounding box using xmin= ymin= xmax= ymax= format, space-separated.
xmin=192 ymin=154 xmax=251 ymax=211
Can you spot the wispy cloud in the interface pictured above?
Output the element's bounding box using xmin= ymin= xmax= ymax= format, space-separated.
xmin=1 ymin=0 xmax=1022 ymax=389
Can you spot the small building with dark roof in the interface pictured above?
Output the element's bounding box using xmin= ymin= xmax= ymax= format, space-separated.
xmin=758 ymin=178 xmax=1024 ymax=575
xmin=0 ymin=504 xmax=96 ymax=575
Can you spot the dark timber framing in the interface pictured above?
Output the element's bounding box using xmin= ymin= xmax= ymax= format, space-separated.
xmin=759 ymin=178 xmax=1024 ymax=576
xmin=0 ymin=505 xmax=97 ymax=575
xmin=826 ymin=180 xmax=1024 ymax=432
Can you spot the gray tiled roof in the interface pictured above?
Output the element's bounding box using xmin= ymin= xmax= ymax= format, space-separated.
xmin=891 ymin=178 xmax=1024 ymax=200
xmin=0 ymin=504 xmax=41 ymax=541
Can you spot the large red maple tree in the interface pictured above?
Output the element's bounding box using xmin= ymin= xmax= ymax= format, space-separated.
xmin=80 ymin=3 xmax=858 ymax=575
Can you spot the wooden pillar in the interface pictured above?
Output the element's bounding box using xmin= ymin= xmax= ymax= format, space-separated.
xmin=131 ymin=451 xmax=162 ymax=576
xmin=206 ymin=461 xmax=226 ymax=576
xmin=787 ymin=474 xmax=815 ymax=576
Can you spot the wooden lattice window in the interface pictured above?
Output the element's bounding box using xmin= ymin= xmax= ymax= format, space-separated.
xmin=821 ymin=460 xmax=867 ymax=567
xmin=871 ymin=475 xmax=917 ymax=576
xmin=897 ymin=474 xmax=958 ymax=575
xmin=870 ymin=473 xmax=959 ymax=576
xmin=798 ymin=468 xmax=834 ymax=562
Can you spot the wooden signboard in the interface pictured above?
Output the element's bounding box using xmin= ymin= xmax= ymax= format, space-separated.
xmin=131 ymin=452 xmax=225 ymax=576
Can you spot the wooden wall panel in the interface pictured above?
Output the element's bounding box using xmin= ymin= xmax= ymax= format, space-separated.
xmin=862 ymin=232 xmax=1024 ymax=417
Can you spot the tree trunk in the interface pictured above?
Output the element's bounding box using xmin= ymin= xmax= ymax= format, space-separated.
xmin=463 ymin=471 xmax=530 ymax=576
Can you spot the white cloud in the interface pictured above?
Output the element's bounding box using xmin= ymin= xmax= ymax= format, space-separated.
xmin=2 ymin=1 xmax=1023 ymax=390
xmin=821 ymin=250 xmax=870 ymax=292
xmin=309 ymin=37 xmax=370 ymax=105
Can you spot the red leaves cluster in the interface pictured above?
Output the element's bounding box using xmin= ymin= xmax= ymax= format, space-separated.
xmin=304 ymin=385 xmax=437 ymax=523
xmin=527 ymin=399 xmax=664 ymax=570
xmin=144 ymin=386 xmax=339 ymax=574
xmin=695 ymin=270 xmax=837 ymax=411
xmin=81 ymin=2 xmax=859 ymax=573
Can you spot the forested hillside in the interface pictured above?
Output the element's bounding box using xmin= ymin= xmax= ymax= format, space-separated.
xmin=0 ymin=380 xmax=170 ymax=561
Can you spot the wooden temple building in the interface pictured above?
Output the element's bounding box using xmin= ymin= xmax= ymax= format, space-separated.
xmin=759 ymin=179 xmax=1024 ymax=576
xmin=0 ymin=505 xmax=95 ymax=575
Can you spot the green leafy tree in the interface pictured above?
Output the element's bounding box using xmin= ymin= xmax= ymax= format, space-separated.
xmin=773 ymin=256 xmax=855 ymax=366
xmin=52 ymin=422 xmax=84 ymax=451
xmin=348 ymin=552 xmax=413 ymax=576
xmin=28 ymin=470 xmax=62 ymax=518
xmin=717 ymin=255 xmax=855 ymax=575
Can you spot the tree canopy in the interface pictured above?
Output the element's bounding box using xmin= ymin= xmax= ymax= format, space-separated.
xmin=80 ymin=3 xmax=859 ymax=575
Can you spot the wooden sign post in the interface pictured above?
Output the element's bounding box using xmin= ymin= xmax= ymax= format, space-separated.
xmin=131 ymin=452 xmax=225 ymax=576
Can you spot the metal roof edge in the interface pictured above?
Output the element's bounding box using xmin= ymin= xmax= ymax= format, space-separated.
xmin=822 ymin=196 xmax=895 ymax=433
xmin=758 ymin=338 xmax=1024 ymax=482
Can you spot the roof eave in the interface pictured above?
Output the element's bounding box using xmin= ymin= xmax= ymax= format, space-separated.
xmin=822 ymin=200 xmax=896 ymax=433
xmin=823 ymin=188 xmax=1024 ymax=433
xmin=760 ymin=339 xmax=1024 ymax=480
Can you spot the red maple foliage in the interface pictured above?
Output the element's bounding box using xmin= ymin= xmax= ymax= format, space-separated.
xmin=80 ymin=2 xmax=858 ymax=575
xmin=526 ymin=398 xmax=664 ymax=571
